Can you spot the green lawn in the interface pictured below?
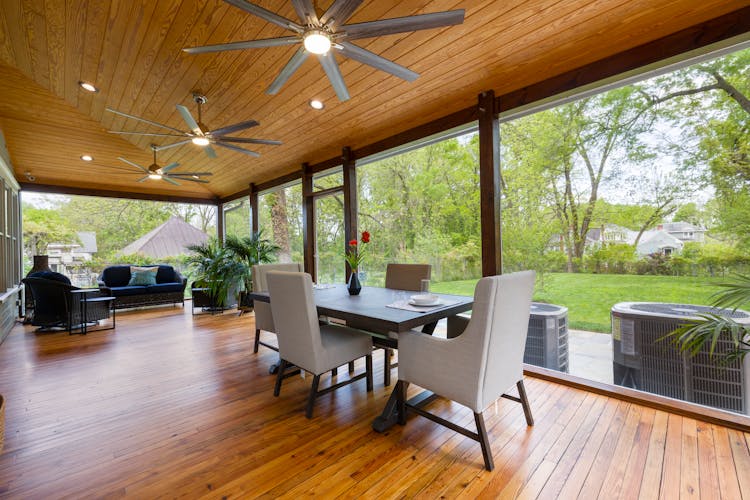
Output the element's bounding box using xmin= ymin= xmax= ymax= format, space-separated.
xmin=431 ymin=273 xmax=727 ymax=333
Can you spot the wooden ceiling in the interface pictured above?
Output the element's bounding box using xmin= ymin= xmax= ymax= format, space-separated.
xmin=0 ymin=0 xmax=747 ymax=202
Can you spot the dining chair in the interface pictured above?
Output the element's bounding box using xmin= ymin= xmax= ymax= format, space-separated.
xmin=267 ymin=271 xmax=374 ymax=419
xmin=379 ymin=263 xmax=432 ymax=386
xmin=396 ymin=270 xmax=536 ymax=470
xmin=251 ymin=263 xmax=302 ymax=353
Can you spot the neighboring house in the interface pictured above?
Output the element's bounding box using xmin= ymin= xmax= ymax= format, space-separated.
xmin=635 ymin=230 xmax=684 ymax=257
xmin=47 ymin=231 xmax=97 ymax=273
xmin=119 ymin=216 xmax=209 ymax=259
xmin=657 ymin=222 xmax=707 ymax=243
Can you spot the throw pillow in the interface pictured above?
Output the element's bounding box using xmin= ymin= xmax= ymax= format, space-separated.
xmin=128 ymin=267 xmax=158 ymax=286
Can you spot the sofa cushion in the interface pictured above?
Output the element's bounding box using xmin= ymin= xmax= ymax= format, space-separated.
xmin=155 ymin=265 xmax=178 ymax=284
xmin=100 ymin=265 xmax=133 ymax=287
xmin=29 ymin=271 xmax=71 ymax=285
xmin=146 ymin=282 xmax=184 ymax=294
xmin=109 ymin=286 xmax=148 ymax=297
xmin=128 ymin=268 xmax=158 ymax=286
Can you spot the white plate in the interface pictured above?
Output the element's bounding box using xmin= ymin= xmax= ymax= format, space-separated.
xmin=408 ymin=297 xmax=442 ymax=307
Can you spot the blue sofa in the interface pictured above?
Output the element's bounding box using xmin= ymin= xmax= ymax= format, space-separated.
xmin=98 ymin=265 xmax=186 ymax=309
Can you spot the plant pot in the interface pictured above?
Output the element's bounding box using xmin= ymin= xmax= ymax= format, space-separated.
xmin=347 ymin=272 xmax=362 ymax=296
xmin=238 ymin=291 xmax=254 ymax=312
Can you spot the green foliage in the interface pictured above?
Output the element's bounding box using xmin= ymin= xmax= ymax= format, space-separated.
xmin=185 ymin=238 xmax=245 ymax=307
xmin=224 ymin=231 xmax=279 ymax=291
xmin=22 ymin=203 xmax=77 ymax=255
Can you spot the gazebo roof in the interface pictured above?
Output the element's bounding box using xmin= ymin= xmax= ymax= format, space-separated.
xmin=119 ymin=216 xmax=208 ymax=259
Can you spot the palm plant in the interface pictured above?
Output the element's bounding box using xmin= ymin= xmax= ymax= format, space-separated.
xmin=186 ymin=238 xmax=246 ymax=309
xmin=667 ymin=274 xmax=750 ymax=362
xmin=224 ymin=231 xmax=279 ymax=293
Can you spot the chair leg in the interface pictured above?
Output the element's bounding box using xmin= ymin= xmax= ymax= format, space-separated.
xmin=347 ymin=361 xmax=354 ymax=373
xmin=305 ymin=374 xmax=321 ymax=419
xmin=384 ymin=348 xmax=392 ymax=386
xmin=397 ymin=380 xmax=409 ymax=425
xmin=474 ymin=412 xmax=494 ymax=471
xmin=254 ymin=328 xmax=261 ymax=353
xmin=365 ymin=354 xmax=373 ymax=391
xmin=517 ymin=380 xmax=534 ymax=426
xmin=274 ymin=359 xmax=288 ymax=397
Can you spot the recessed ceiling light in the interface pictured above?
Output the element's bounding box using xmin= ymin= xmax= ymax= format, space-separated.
xmin=309 ymin=99 xmax=324 ymax=110
xmin=78 ymin=81 xmax=99 ymax=93
xmin=192 ymin=137 xmax=210 ymax=146
xmin=80 ymin=154 xmax=93 ymax=162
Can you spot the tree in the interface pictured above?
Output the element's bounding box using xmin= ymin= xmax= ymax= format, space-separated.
xmin=22 ymin=203 xmax=77 ymax=256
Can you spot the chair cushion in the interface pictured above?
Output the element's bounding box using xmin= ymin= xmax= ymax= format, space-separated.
xmin=128 ymin=268 xmax=158 ymax=286
xmin=108 ymin=286 xmax=148 ymax=297
xmin=146 ymin=282 xmax=184 ymax=294
xmin=155 ymin=265 xmax=178 ymax=284
xmin=28 ymin=271 xmax=71 ymax=285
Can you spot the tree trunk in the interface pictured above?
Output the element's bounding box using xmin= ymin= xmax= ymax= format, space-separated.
xmin=269 ymin=191 xmax=292 ymax=263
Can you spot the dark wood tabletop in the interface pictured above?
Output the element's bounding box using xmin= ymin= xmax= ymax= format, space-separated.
xmin=249 ymin=284 xmax=473 ymax=334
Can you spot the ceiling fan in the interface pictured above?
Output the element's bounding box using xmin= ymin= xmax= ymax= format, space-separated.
xmin=183 ymin=0 xmax=465 ymax=101
xmin=117 ymin=145 xmax=213 ymax=186
xmin=107 ymin=93 xmax=282 ymax=159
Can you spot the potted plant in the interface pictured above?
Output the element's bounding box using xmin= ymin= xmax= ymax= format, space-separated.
xmin=186 ymin=238 xmax=246 ymax=311
xmin=667 ymin=274 xmax=750 ymax=362
xmin=224 ymin=231 xmax=279 ymax=311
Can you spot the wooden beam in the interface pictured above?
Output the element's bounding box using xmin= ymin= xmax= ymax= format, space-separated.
xmin=496 ymin=6 xmax=750 ymax=114
xmin=301 ymin=163 xmax=315 ymax=281
xmin=217 ymin=202 xmax=225 ymax=243
xmin=249 ymin=183 xmax=258 ymax=234
xmin=20 ymin=183 xmax=219 ymax=205
xmin=478 ymin=90 xmax=501 ymax=277
xmin=307 ymin=185 xmax=344 ymax=199
xmin=219 ymin=171 xmax=303 ymax=204
xmin=342 ymin=147 xmax=356 ymax=281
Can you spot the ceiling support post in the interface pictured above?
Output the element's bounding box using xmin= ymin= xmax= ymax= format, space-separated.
xmin=217 ymin=201 xmax=225 ymax=244
xmin=249 ymin=183 xmax=259 ymax=235
xmin=342 ymin=147 xmax=357 ymax=282
xmin=302 ymin=163 xmax=316 ymax=282
xmin=478 ymin=90 xmax=502 ymax=276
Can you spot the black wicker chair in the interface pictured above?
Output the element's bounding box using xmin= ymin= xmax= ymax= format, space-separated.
xmin=23 ymin=273 xmax=112 ymax=333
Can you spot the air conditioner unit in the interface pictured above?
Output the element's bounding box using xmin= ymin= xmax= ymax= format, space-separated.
xmin=525 ymin=302 xmax=569 ymax=372
xmin=611 ymin=302 xmax=750 ymax=415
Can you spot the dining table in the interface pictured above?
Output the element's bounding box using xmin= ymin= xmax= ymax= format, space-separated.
xmin=249 ymin=283 xmax=474 ymax=432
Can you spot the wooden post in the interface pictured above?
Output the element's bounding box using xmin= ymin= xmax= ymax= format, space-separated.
xmin=249 ymin=183 xmax=259 ymax=234
xmin=342 ymin=147 xmax=357 ymax=282
xmin=302 ymin=163 xmax=316 ymax=282
xmin=478 ymin=90 xmax=502 ymax=276
xmin=217 ymin=201 xmax=225 ymax=243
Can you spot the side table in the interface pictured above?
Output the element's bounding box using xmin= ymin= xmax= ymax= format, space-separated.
xmin=69 ymin=289 xmax=116 ymax=335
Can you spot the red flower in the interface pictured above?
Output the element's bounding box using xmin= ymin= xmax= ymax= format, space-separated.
xmin=349 ymin=239 xmax=358 ymax=246
xmin=361 ymin=231 xmax=371 ymax=243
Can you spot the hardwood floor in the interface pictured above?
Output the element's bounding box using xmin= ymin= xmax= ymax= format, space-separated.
xmin=0 ymin=305 xmax=748 ymax=498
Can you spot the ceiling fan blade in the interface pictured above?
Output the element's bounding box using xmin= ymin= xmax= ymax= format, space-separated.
xmin=118 ymin=157 xmax=149 ymax=174
xmin=291 ymin=0 xmax=318 ymax=25
xmin=205 ymin=145 xmax=218 ymax=159
xmin=216 ymin=137 xmax=282 ymax=146
xmin=318 ymin=52 xmax=350 ymax=101
xmin=209 ymin=119 xmax=259 ymax=137
xmin=266 ymin=46 xmax=309 ymax=95
xmin=161 ymin=162 xmax=180 ymax=173
xmin=183 ymin=36 xmax=300 ymax=54
xmin=223 ymin=0 xmax=303 ymax=32
xmin=162 ymin=176 xmax=181 ymax=186
xmin=171 ymin=176 xmax=211 ymax=184
xmin=338 ymin=41 xmax=418 ymax=81
xmin=109 ymin=131 xmax=187 ymax=138
xmin=170 ymin=172 xmax=213 ymax=176
xmin=176 ymin=104 xmax=202 ymax=135
xmin=342 ymin=10 xmax=465 ymax=40
xmin=320 ymin=0 xmax=363 ymax=30
xmin=215 ymin=142 xmax=261 ymax=157
xmin=106 ymin=108 xmax=187 ymax=134
xmin=153 ymin=139 xmax=193 ymax=151
xmin=136 ymin=175 xmax=150 ymax=183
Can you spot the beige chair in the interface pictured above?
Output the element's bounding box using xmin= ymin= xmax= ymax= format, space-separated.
xmin=396 ymin=271 xmax=536 ymax=470
xmin=379 ymin=263 xmax=432 ymax=386
xmin=252 ymin=263 xmax=302 ymax=353
xmin=267 ymin=271 xmax=373 ymax=418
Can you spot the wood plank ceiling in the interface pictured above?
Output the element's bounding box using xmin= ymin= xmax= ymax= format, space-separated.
xmin=0 ymin=0 xmax=746 ymax=201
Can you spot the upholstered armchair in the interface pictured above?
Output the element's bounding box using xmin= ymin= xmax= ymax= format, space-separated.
xmin=251 ymin=263 xmax=302 ymax=353
xmin=396 ymin=271 xmax=536 ymax=470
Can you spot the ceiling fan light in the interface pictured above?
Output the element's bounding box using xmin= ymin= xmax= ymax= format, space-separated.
xmin=303 ymin=31 xmax=331 ymax=55
xmin=192 ymin=136 xmax=210 ymax=146
xmin=78 ymin=81 xmax=99 ymax=93
xmin=148 ymin=174 xmax=162 ymax=180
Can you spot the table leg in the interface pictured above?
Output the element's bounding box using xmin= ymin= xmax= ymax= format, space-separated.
xmin=372 ymin=381 xmax=438 ymax=433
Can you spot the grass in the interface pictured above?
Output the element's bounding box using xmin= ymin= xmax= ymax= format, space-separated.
xmin=431 ymin=272 xmax=727 ymax=333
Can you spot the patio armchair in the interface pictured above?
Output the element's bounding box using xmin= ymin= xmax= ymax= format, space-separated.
xmin=267 ymin=271 xmax=373 ymax=419
xmin=23 ymin=272 xmax=112 ymax=333
xmin=251 ymin=263 xmax=303 ymax=353
xmin=396 ymin=271 xmax=536 ymax=470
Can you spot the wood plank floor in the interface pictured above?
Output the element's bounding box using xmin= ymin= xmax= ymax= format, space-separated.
xmin=0 ymin=305 xmax=748 ymax=498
